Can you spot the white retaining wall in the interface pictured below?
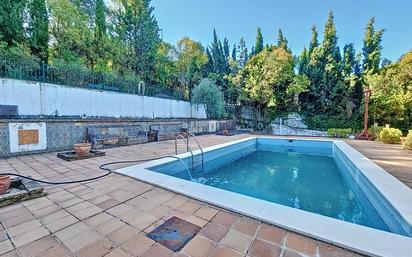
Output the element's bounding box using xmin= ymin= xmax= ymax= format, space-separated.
xmin=0 ymin=79 xmax=207 ymax=119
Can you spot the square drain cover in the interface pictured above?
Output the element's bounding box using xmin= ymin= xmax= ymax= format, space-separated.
xmin=147 ymin=216 xmax=201 ymax=252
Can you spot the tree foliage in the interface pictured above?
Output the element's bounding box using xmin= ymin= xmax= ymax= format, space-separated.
xmin=176 ymin=37 xmax=208 ymax=98
xmin=28 ymin=0 xmax=49 ymax=62
xmin=192 ymin=78 xmax=225 ymax=119
xmin=367 ymin=50 xmax=412 ymax=129
xmin=238 ymin=47 xmax=294 ymax=108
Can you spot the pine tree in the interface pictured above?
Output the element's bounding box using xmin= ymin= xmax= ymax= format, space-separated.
xmin=28 ymin=0 xmax=49 ymax=62
xmin=362 ymin=17 xmax=384 ymax=74
xmin=0 ymin=0 xmax=26 ymax=46
xmin=254 ymin=27 xmax=263 ymax=54
xmin=276 ymin=29 xmax=288 ymax=50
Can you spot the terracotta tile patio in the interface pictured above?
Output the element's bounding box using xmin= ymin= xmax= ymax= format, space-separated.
xmin=0 ymin=134 xmax=409 ymax=257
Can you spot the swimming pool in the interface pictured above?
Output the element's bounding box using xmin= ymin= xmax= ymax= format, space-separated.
xmin=117 ymin=137 xmax=412 ymax=257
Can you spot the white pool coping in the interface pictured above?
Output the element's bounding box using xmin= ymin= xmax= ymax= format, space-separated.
xmin=116 ymin=137 xmax=412 ymax=257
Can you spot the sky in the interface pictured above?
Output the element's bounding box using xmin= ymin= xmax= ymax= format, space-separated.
xmin=152 ymin=0 xmax=412 ymax=61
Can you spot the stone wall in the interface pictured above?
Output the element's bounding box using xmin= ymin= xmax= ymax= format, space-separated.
xmin=0 ymin=119 xmax=236 ymax=157
xmin=271 ymin=113 xmax=328 ymax=137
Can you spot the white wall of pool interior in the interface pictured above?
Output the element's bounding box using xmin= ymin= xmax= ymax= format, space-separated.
xmin=116 ymin=137 xmax=412 ymax=257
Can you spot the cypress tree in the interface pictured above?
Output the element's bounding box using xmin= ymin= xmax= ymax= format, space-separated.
xmin=320 ymin=11 xmax=343 ymax=113
xmin=308 ymin=26 xmax=318 ymax=55
xmin=322 ymin=11 xmax=339 ymax=62
xmin=237 ymin=37 xmax=248 ymax=68
xmin=342 ymin=43 xmax=356 ymax=77
xmin=254 ymin=27 xmax=263 ymax=54
xmin=352 ymin=52 xmax=364 ymax=109
xmin=210 ymin=30 xmax=228 ymax=74
xmin=276 ymin=29 xmax=288 ymax=50
xmin=119 ymin=0 xmax=161 ymax=81
xmin=231 ymin=44 xmax=237 ymax=61
xmin=223 ymin=38 xmax=230 ymax=60
xmin=95 ymin=0 xmax=106 ymax=39
xmin=362 ymin=17 xmax=384 ymax=74
xmin=250 ymin=46 xmax=255 ymax=58
xmin=205 ymin=47 xmax=214 ymax=74
xmin=298 ymin=47 xmax=309 ymax=74
xmin=28 ymin=0 xmax=49 ymax=62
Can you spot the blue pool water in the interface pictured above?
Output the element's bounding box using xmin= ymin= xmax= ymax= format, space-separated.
xmin=149 ymin=138 xmax=411 ymax=236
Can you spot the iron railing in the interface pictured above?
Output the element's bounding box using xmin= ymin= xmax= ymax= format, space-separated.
xmin=0 ymin=54 xmax=184 ymax=100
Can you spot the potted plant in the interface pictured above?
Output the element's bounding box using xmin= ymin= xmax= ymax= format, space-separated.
xmin=74 ymin=140 xmax=92 ymax=157
xmin=0 ymin=175 xmax=11 ymax=194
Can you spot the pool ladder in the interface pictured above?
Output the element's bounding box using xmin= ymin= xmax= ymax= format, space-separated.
xmin=175 ymin=134 xmax=204 ymax=175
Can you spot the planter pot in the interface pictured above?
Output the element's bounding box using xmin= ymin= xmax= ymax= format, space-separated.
xmin=223 ymin=129 xmax=229 ymax=136
xmin=0 ymin=176 xmax=11 ymax=195
xmin=74 ymin=143 xmax=92 ymax=157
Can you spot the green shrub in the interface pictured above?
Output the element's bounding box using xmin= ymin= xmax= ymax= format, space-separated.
xmin=369 ymin=125 xmax=384 ymax=140
xmin=327 ymin=128 xmax=352 ymax=138
xmin=191 ymin=78 xmax=225 ymax=119
xmin=305 ymin=114 xmax=362 ymax=131
xmin=379 ymin=128 xmax=402 ymax=144
xmin=404 ymin=130 xmax=412 ymax=150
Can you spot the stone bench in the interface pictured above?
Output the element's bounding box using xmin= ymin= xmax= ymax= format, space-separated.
xmin=87 ymin=125 xmax=148 ymax=149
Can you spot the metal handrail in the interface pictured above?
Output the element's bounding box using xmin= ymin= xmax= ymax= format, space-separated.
xmin=187 ymin=134 xmax=204 ymax=173
xmin=175 ymin=135 xmax=195 ymax=173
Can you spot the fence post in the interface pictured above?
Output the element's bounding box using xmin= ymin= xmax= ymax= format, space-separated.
xmin=41 ymin=61 xmax=46 ymax=82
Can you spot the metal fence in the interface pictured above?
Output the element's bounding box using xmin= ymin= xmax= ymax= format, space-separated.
xmin=0 ymin=54 xmax=184 ymax=100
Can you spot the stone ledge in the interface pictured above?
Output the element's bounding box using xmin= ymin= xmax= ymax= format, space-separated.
xmin=0 ymin=178 xmax=47 ymax=208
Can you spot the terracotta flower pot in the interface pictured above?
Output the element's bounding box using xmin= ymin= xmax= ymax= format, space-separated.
xmin=74 ymin=143 xmax=92 ymax=157
xmin=223 ymin=129 xmax=229 ymax=136
xmin=0 ymin=175 xmax=11 ymax=195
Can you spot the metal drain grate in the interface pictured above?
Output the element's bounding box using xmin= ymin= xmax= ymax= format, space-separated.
xmin=147 ymin=216 xmax=201 ymax=252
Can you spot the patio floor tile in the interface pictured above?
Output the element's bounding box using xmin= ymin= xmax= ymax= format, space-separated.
xmin=210 ymin=245 xmax=244 ymax=257
xmin=285 ymin=232 xmax=317 ymax=257
xmin=211 ymin=211 xmax=238 ymax=227
xmin=75 ymin=239 xmax=114 ymax=257
xmin=221 ymin=229 xmax=253 ymax=254
xmin=256 ymin=223 xmax=286 ymax=245
xmin=104 ymin=247 xmax=132 ymax=257
xmin=120 ymin=234 xmax=155 ymax=256
xmin=141 ymin=243 xmax=174 ymax=257
xmin=199 ymin=222 xmax=228 ymax=242
xmin=10 ymin=226 xmax=50 ymax=247
xmin=248 ymin=239 xmax=282 ymax=257
xmin=194 ymin=206 xmax=219 ymax=221
xmin=107 ymin=225 xmax=140 ymax=245
xmin=181 ymin=235 xmax=216 ymax=257
xmin=232 ymin=217 xmax=260 ymax=236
